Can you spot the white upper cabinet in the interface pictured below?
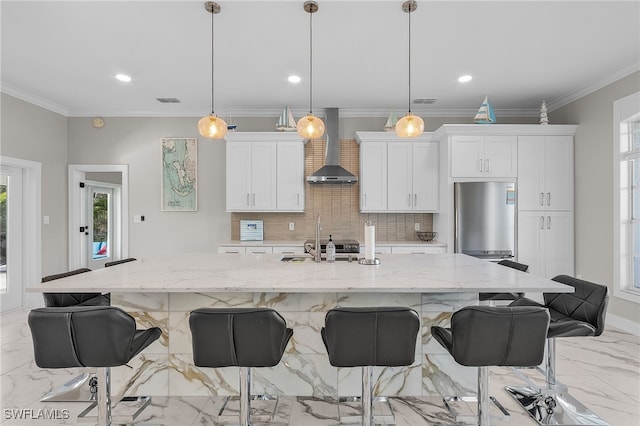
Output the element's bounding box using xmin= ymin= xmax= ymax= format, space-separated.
xmin=388 ymin=141 xmax=439 ymax=211
xmin=356 ymin=132 xmax=439 ymax=213
xmin=276 ymin=141 xmax=305 ymax=211
xmin=360 ymin=141 xmax=388 ymax=212
xmin=225 ymin=133 xmax=305 ymax=212
xmin=518 ymin=135 xmax=573 ymax=211
xmin=450 ymin=135 xmax=517 ymax=177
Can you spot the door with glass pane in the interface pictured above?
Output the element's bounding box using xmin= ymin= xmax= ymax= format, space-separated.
xmin=0 ymin=166 xmax=23 ymax=312
xmin=87 ymin=185 xmax=114 ymax=269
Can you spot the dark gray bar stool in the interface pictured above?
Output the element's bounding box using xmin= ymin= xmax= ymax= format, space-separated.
xmin=432 ymin=306 xmax=550 ymax=426
xmin=104 ymin=257 xmax=137 ymax=267
xmin=479 ymin=259 xmax=528 ymax=303
xmin=40 ymin=268 xmax=111 ymax=403
xmin=506 ymin=275 xmax=609 ymax=425
xmin=321 ymin=307 xmax=420 ymax=426
xmin=189 ymin=308 xmax=293 ymax=426
xmin=29 ymin=306 xmax=161 ymax=426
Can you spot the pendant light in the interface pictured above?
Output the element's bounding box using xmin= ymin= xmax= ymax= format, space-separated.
xmin=198 ymin=2 xmax=227 ymax=139
xmin=297 ymin=1 xmax=325 ymax=139
xmin=396 ymin=0 xmax=424 ymax=138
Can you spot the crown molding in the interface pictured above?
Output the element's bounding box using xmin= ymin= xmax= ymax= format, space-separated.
xmin=1 ymin=83 xmax=69 ymax=116
xmin=547 ymin=61 xmax=640 ymax=112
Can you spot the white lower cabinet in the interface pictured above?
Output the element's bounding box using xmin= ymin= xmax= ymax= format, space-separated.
xmin=518 ymin=211 xmax=574 ymax=278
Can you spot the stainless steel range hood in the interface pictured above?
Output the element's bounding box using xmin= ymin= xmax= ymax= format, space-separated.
xmin=306 ymin=108 xmax=358 ymax=184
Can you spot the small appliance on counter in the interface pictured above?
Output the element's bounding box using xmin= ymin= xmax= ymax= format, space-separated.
xmin=240 ymin=220 xmax=264 ymax=241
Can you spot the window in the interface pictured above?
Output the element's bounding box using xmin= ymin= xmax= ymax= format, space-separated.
xmin=614 ymin=91 xmax=640 ymax=302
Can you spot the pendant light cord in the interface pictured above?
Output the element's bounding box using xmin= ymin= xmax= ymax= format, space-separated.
xmin=407 ymin=3 xmax=412 ymax=114
xmin=210 ymin=5 xmax=215 ymax=115
xmin=309 ymin=9 xmax=313 ymax=115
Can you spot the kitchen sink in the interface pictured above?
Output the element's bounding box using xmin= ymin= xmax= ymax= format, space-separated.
xmin=280 ymin=255 xmax=357 ymax=263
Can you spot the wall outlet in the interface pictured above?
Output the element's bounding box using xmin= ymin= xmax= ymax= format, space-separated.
xmin=414 ymin=223 xmax=420 ymax=231
xmin=289 ymin=222 xmax=295 ymax=231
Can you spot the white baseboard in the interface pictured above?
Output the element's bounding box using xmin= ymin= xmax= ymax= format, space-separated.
xmin=606 ymin=313 xmax=640 ymax=336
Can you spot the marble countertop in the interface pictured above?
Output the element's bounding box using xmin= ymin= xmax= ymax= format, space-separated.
xmin=29 ymin=253 xmax=571 ymax=294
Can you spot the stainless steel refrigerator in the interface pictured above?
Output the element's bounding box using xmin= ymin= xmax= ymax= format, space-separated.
xmin=454 ymin=182 xmax=516 ymax=260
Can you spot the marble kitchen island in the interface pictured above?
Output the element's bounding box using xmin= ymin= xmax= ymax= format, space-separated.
xmin=29 ymin=253 xmax=571 ymax=401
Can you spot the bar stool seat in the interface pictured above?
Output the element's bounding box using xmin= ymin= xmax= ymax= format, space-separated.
xmin=432 ymin=306 xmax=550 ymax=426
xmin=189 ymin=308 xmax=293 ymax=426
xmin=321 ymin=307 xmax=420 ymax=426
xmin=28 ymin=306 xmax=161 ymax=426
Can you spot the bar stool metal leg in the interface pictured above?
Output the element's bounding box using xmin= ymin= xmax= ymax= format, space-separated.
xmin=240 ymin=367 xmax=251 ymax=426
xmin=362 ymin=366 xmax=373 ymax=426
xmin=478 ymin=366 xmax=490 ymax=426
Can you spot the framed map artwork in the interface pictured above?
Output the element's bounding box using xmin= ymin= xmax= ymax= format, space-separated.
xmin=161 ymin=138 xmax=197 ymax=211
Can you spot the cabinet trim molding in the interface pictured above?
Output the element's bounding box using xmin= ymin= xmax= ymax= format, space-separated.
xmin=434 ymin=124 xmax=577 ymax=139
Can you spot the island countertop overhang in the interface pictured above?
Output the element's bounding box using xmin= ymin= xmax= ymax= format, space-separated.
xmin=28 ymin=253 xmax=573 ymax=294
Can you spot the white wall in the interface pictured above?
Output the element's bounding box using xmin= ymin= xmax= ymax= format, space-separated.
xmin=1 ymin=93 xmax=67 ymax=276
xmin=553 ymin=71 xmax=640 ymax=327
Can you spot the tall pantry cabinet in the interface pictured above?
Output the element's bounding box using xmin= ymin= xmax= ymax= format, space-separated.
xmin=517 ymin=134 xmax=575 ymax=278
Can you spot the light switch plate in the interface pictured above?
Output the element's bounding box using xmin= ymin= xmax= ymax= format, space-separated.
xmin=414 ymin=223 xmax=420 ymax=231
xmin=289 ymin=222 xmax=295 ymax=231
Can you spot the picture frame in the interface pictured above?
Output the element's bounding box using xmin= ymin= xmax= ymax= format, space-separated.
xmin=161 ymin=138 xmax=197 ymax=211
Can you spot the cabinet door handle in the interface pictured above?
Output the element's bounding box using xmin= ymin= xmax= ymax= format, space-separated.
xmin=547 ymin=216 xmax=551 ymax=229
xmin=246 ymin=193 xmax=250 ymax=206
xmin=485 ymin=158 xmax=490 ymax=173
xmin=408 ymin=194 xmax=412 ymax=207
xmin=252 ymin=193 xmax=256 ymax=206
xmin=479 ymin=158 xmax=484 ymax=172
xmin=297 ymin=193 xmax=300 ymax=206
xmin=547 ymin=192 xmax=551 ymax=206
xmin=414 ymin=194 xmax=417 ymax=206
xmin=540 ymin=216 xmax=544 ymax=229
xmin=540 ymin=193 xmax=544 ymax=206
xmin=364 ymin=193 xmax=367 ymax=207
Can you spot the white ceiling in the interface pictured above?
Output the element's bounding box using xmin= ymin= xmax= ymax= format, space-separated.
xmin=1 ymin=0 xmax=639 ymax=118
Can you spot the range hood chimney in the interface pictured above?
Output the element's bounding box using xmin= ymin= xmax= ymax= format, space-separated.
xmin=306 ymin=107 xmax=358 ymax=184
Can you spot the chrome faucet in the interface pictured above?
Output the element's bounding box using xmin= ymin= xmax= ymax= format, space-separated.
xmin=304 ymin=214 xmax=322 ymax=263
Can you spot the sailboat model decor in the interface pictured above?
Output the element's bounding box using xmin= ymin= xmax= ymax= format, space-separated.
xmin=383 ymin=109 xmax=398 ymax=132
xmin=474 ymin=96 xmax=496 ymax=124
xmin=276 ymin=106 xmax=297 ymax=132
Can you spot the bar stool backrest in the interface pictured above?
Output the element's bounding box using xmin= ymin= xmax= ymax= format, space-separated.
xmin=450 ymin=306 xmax=550 ymax=367
xmin=548 ymin=275 xmax=609 ymax=336
xmin=29 ymin=306 xmax=138 ymax=368
xmin=322 ymin=307 xmax=420 ymax=367
xmin=189 ymin=308 xmax=293 ymax=368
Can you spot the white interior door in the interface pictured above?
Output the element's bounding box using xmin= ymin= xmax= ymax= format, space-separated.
xmin=0 ymin=166 xmax=24 ymax=312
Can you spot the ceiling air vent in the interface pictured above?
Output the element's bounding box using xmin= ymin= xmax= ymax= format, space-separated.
xmin=413 ymin=98 xmax=437 ymax=104
xmin=156 ymin=98 xmax=181 ymax=103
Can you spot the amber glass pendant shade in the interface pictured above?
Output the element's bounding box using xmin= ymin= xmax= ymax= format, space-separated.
xmin=198 ymin=114 xmax=228 ymax=139
xmin=296 ymin=113 xmax=325 ymax=139
xmin=395 ymin=113 xmax=424 ymax=138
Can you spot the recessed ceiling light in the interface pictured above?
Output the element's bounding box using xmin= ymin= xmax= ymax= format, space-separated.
xmin=458 ymin=75 xmax=473 ymax=83
xmin=288 ymin=75 xmax=301 ymax=84
xmin=115 ymin=73 xmax=132 ymax=82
